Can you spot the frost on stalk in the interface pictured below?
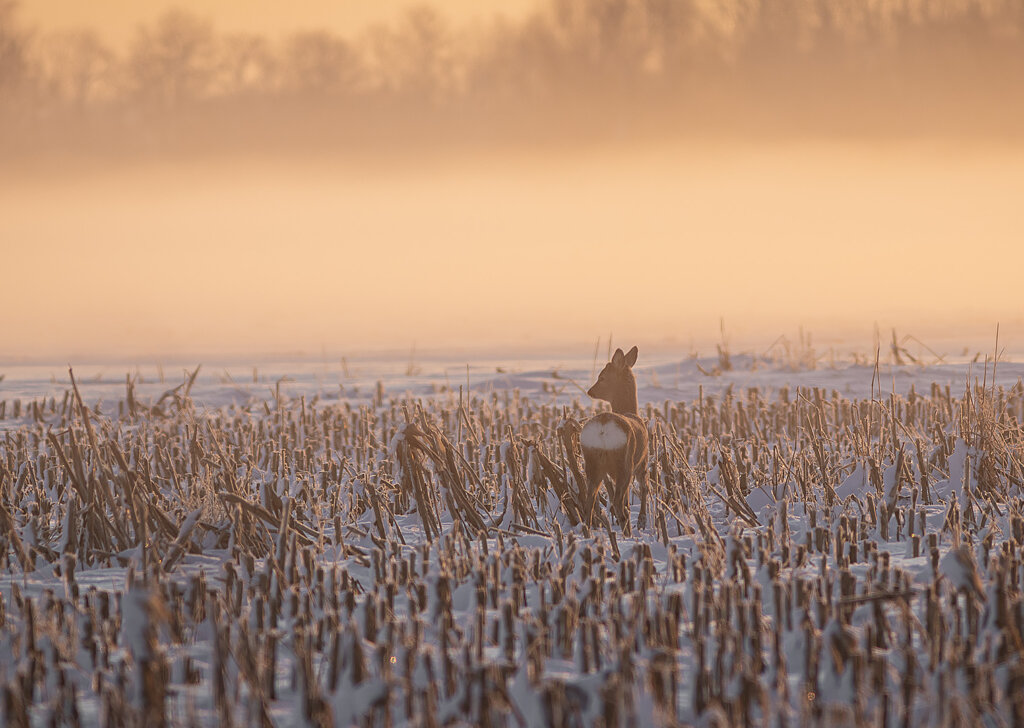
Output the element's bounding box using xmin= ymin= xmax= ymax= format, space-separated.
xmin=120 ymin=585 xmax=170 ymax=726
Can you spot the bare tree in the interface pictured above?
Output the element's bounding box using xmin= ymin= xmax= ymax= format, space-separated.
xmin=466 ymin=16 xmax=560 ymax=101
xmin=5 ymin=0 xmax=1024 ymax=152
xmin=363 ymin=6 xmax=457 ymax=102
xmin=127 ymin=9 xmax=216 ymax=109
xmin=0 ymin=0 xmax=29 ymax=106
xmin=215 ymin=33 xmax=277 ymax=97
xmin=36 ymin=30 xmax=115 ymax=110
xmin=281 ymin=31 xmax=358 ymax=98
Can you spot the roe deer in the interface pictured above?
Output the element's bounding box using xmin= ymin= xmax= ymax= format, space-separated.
xmin=580 ymin=346 xmax=649 ymax=531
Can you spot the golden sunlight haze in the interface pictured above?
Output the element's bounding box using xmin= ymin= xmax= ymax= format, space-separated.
xmin=3 ymin=0 xmax=1023 ymax=358
xmin=3 ymin=142 xmax=1021 ymax=358
xmin=22 ymin=0 xmax=540 ymax=46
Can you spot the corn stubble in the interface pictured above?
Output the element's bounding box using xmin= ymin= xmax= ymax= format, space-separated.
xmin=1 ymin=368 xmax=1024 ymax=725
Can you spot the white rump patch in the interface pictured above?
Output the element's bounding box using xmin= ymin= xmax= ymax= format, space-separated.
xmin=581 ymin=419 xmax=628 ymax=450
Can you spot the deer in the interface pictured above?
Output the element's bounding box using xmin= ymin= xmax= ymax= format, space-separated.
xmin=579 ymin=346 xmax=649 ymax=532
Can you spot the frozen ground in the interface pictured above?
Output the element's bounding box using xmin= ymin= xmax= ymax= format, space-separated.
xmin=2 ymin=346 xmax=1021 ymax=419
xmin=1 ymin=347 xmax=1023 ymax=726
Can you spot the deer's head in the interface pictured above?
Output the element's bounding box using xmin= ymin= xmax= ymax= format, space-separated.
xmin=588 ymin=346 xmax=639 ymax=414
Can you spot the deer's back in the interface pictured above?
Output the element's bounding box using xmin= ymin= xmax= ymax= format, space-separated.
xmin=581 ymin=412 xmax=648 ymax=464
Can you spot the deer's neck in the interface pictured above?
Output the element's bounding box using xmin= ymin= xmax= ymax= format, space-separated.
xmin=610 ymin=383 xmax=639 ymax=416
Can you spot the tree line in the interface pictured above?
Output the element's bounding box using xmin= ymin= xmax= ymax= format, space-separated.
xmin=2 ymin=0 xmax=1023 ymax=154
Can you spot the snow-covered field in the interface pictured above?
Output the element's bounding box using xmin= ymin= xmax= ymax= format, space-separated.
xmin=1 ymin=348 xmax=1023 ymax=726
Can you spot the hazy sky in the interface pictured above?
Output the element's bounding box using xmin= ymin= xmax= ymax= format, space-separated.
xmin=22 ymin=0 xmax=540 ymax=45
xmin=3 ymin=141 xmax=1022 ymax=360
xmin=6 ymin=2 xmax=1023 ymax=362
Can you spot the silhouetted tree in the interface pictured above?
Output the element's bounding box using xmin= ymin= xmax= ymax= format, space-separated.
xmin=0 ymin=0 xmax=29 ymax=106
xmin=36 ymin=30 xmax=114 ymax=109
xmin=736 ymin=1 xmax=815 ymax=69
xmin=539 ymin=0 xmax=692 ymax=88
xmin=5 ymin=0 xmax=1024 ymax=149
xmin=216 ymin=33 xmax=277 ymax=97
xmin=281 ymin=31 xmax=359 ymax=97
xmin=466 ymin=16 xmax=560 ymax=101
xmin=127 ymin=10 xmax=216 ymax=109
xmin=640 ymin=0 xmax=704 ymax=78
xmin=364 ymin=6 xmax=457 ymax=101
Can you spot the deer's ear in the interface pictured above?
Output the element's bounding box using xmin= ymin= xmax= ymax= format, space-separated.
xmin=612 ymin=348 xmax=625 ymax=366
xmin=624 ymin=346 xmax=638 ymax=368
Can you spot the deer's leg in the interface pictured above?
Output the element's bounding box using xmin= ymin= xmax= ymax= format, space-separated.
xmin=610 ymin=461 xmax=632 ymax=535
xmin=582 ymin=452 xmax=605 ymax=527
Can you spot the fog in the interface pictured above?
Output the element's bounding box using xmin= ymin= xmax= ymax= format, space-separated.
xmin=2 ymin=0 xmax=1023 ymax=360
xmin=4 ymin=140 xmax=1021 ymax=360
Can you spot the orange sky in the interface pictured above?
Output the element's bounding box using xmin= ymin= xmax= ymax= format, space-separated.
xmin=6 ymin=2 xmax=1023 ymax=361
xmin=22 ymin=0 xmax=540 ymax=45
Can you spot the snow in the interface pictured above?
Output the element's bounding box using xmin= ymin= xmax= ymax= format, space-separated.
xmin=2 ymin=353 xmax=1024 ymax=425
xmin=938 ymin=545 xmax=985 ymax=599
xmin=0 ymin=348 xmax=1023 ymax=725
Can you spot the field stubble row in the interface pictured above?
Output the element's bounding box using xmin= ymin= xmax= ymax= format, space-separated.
xmin=0 ymin=365 xmax=1023 ymax=725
